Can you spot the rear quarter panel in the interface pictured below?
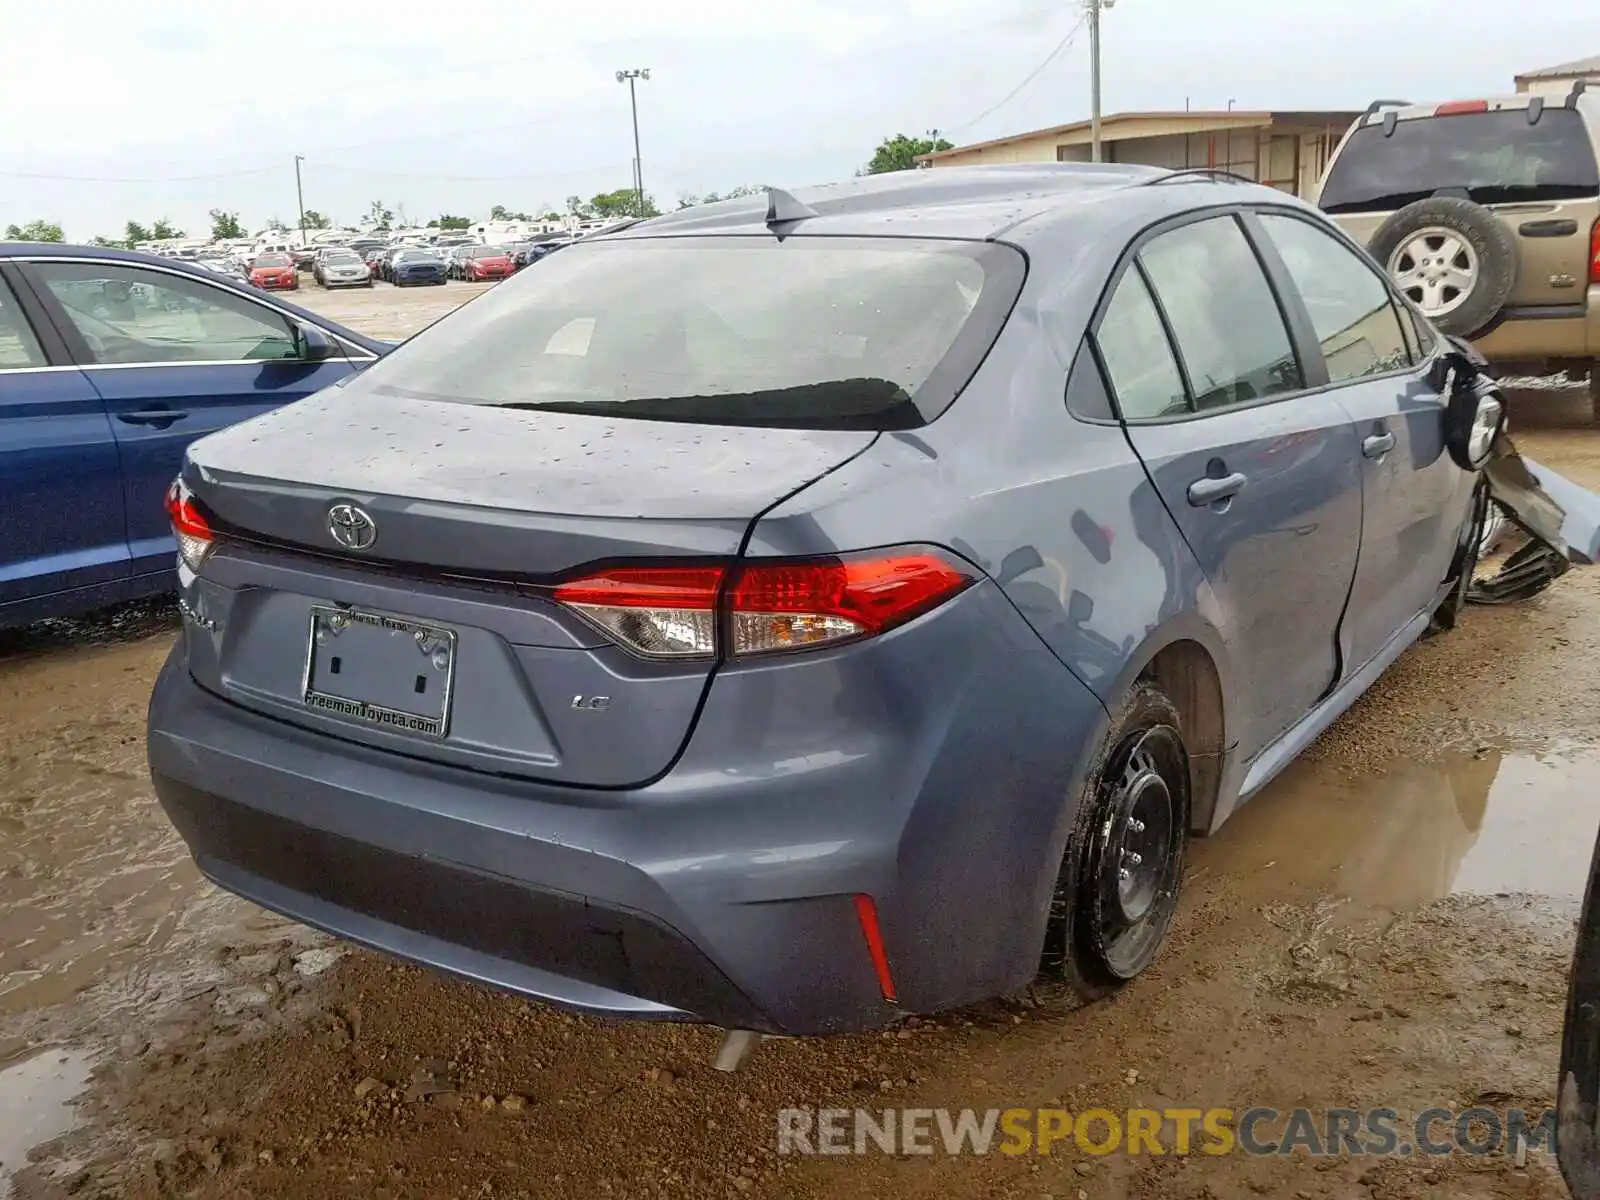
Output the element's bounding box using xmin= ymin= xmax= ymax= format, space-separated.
xmin=745 ymin=207 xmax=1237 ymax=747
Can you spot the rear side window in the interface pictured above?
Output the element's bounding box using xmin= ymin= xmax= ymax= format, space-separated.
xmin=1138 ymin=216 xmax=1304 ymax=411
xmin=1256 ymin=213 xmax=1413 ymax=382
xmin=0 ymin=277 xmax=46 ymax=369
xmin=1320 ymin=109 xmax=1600 ymax=213
xmin=344 ymin=235 xmax=1026 ymax=430
xmin=1094 ymin=269 xmax=1187 ymax=420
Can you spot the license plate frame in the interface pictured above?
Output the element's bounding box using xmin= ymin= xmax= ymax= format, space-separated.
xmin=301 ymin=606 xmax=458 ymax=738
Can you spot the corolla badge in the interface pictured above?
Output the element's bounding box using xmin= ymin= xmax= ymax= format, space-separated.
xmin=327 ymin=503 xmax=378 ymax=551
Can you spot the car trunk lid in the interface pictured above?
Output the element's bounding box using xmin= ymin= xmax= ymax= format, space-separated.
xmin=178 ymin=389 xmax=877 ymax=787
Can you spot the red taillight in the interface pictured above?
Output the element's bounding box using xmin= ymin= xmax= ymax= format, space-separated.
xmin=164 ymin=478 xmax=214 ymax=571
xmin=1591 ymin=219 xmax=1600 ymax=285
xmin=552 ymin=549 xmax=975 ymax=660
xmin=1435 ymin=100 xmax=1489 ymax=116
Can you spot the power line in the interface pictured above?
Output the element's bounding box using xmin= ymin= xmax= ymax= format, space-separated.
xmin=948 ymin=12 xmax=1089 ymax=136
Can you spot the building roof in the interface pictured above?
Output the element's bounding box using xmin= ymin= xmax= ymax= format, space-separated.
xmin=1517 ymin=55 xmax=1600 ymax=81
xmin=918 ymin=109 xmax=1364 ymax=163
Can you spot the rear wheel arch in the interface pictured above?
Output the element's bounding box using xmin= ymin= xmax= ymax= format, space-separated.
xmin=1137 ymin=640 xmax=1227 ymax=835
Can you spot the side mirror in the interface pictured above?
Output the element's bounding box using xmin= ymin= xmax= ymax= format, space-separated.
xmin=1560 ymin=823 xmax=1600 ymax=1197
xmin=297 ymin=323 xmax=339 ymax=363
xmin=1441 ymin=349 xmax=1505 ymax=472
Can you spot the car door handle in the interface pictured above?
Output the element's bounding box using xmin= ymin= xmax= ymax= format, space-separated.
xmin=116 ymin=409 xmax=190 ymax=427
xmin=1187 ymin=472 xmax=1248 ymax=507
xmin=1363 ymin=431 xmax=1396 ymax=458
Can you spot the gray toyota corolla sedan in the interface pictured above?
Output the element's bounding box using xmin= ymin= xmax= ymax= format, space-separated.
xmin=147 ymin=165 xmax=1503 ymax=1047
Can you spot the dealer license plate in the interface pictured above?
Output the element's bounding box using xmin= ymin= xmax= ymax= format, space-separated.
xmin=302 ymin=606 xmax=457 ymax=737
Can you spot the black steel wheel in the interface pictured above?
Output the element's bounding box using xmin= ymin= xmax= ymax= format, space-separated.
xmin=1042 ymin=681 xmax=1190 ymax=998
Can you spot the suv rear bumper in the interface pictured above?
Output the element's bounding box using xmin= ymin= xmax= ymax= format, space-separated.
xmin=1473 ymin=286 xmax=1599 ymax=367
xmin=147 ymin=581 xmax=1108 ymax=1035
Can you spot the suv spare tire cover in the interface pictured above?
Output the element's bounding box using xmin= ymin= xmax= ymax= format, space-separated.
xmin=1367 ymin=196 xmax=1517 ymax=338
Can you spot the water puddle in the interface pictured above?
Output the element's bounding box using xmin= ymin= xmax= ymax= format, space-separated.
xmin=0 ymin=1047 xmax=92 ymax=1196
xmin=1197 ymin=746 xmax=1600 ymax=907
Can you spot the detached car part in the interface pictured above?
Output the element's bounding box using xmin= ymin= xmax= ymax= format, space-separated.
xmin=1437 ymin=334 xmax=1600 ymax=603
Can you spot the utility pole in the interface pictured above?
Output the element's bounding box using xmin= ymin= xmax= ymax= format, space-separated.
xmin=615 ymin=69 xmax=650 ymax=216
xmin=1086 ymin=0 xmax=1116 ymax=163
xmin=294 ymin=154 xmax=307 ymax=247
xmin=923 ymin=128 xmax=942 ymax=168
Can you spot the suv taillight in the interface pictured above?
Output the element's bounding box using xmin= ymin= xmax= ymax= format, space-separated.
xmin=553 ymin=549 xmax=976 ymax=660
xmin=1591 ymin=218 xmax=1600 ymax=285
xmin=164 ymin=478 xmax=214 ymax=572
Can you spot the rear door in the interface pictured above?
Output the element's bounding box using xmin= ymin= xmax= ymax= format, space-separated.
xmin=21 ymin=258 xmax=365 ymax=580
xmin=1100 ymin=212 xmax=1364 ymax=761
xmin=1252 ymin=210 xmax=1470 ymax=673
xmin=0 ymin=266 xmax=128 ymax=610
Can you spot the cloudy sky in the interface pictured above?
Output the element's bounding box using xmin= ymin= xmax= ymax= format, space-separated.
xmin=1 ymin=0 xmax=1591 ymax=240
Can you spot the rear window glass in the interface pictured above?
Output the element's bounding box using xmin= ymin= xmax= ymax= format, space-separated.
xmin=254 ymin=254 xmax=291 ymax=266
xmin=1320 ymin=109 xmax=1600 ymax=213
xmin=343 ymin=235 xmax=1026 ymax=430
xmin=470 ymin=246 xmax=505 ymax=258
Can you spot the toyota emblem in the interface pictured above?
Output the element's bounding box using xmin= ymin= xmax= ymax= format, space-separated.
xmin=327 ymin=503 xmax=377 ymax=551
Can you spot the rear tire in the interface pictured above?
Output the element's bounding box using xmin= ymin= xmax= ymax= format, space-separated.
xmin=1590 ymin=367 xmax=1600 ymax=424
xmin=1368 ymin=197 xmax=1516 ymax=338
xmin=1041 ymin=681 xmax=1190 ymax=1001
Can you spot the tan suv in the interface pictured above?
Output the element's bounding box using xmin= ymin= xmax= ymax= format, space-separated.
xmin=1314 ymin=85 xmax=1600 ymax=417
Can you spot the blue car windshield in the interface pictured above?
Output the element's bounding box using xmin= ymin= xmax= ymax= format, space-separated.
xmin=343 ymin=235 xmax=1025 ymax=430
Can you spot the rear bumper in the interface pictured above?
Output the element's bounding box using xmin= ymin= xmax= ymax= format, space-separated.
xmin=148 ymin=581 xmax=1107 ymax=1034
xmin=1473 ymin=286 xmax=1598 ymax=365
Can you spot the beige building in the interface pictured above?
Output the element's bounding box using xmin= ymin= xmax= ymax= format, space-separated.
xmin=918 ymin=110 xmax=1364 ymax=199
xmin=1515 ymin=55 xmax=1600 ymax=97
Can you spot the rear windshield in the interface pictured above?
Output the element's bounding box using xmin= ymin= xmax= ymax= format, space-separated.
xmin=254 ymin=253 xmax=291 ymax=266
xmin=1320 ymin=108 xmax=1600 ymax=213
xmin=470 ymin=246 xmax=504 ymax=258
xmin=342 ymin=235 xmax=1025 ymax=430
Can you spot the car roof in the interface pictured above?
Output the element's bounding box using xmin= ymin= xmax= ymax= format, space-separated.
xmin=1359 ymin=91 xmax=1599 ymax=128
xmin=607 ymin=164 xmax=1312 ymax=246
xmin=0 ymin=241 xmax=389 ymax=353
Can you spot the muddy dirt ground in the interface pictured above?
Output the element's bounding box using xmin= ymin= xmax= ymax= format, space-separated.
xmin=3 ymin=282 xmax=1599 ymax=1199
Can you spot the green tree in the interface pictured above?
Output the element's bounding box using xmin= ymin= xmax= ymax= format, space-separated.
xmin=3 ymin=219 xmax=64 ymax=242
xmin=301 ymin=210 xmax=332 ymax=230
xmin=366 ymin=199 xmax=394 ymax=230
xmin=89 ymin=235 xmax=125 ymax=248
xmin=864 ymin=133 xmax=954 ymax=174
xmin=489 ymin=204 xmax=533 ymax=221
xmin=434 ymin=214 xmax=471 ymax=231
xmin=585 ymin=189 xmax=659 ymax=219
xmin=124 ymin=220 xmax=152 ymax=245
xmin=150 ymin=218 xmax=184 ymax=239
xmin=209 ymin=209 xmax=244 ymax=239
xmin=265 ymin=216 xmax=287 ymax=231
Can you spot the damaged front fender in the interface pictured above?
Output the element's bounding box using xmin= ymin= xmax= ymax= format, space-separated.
xmin=1475 ymin=437 xmax=1600 ymax=603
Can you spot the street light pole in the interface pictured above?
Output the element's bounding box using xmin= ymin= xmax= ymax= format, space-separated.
xmin=294 ymin=154 xmax=307 ymax=247
xmin=1086 ymin=0 xmax=1116 ymax=163
xmin=615 ymin=69 xmax=651 ymax=216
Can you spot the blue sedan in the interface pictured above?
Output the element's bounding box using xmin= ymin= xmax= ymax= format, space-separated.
xmin=0 ymin=242 xmax=391 ymax=628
